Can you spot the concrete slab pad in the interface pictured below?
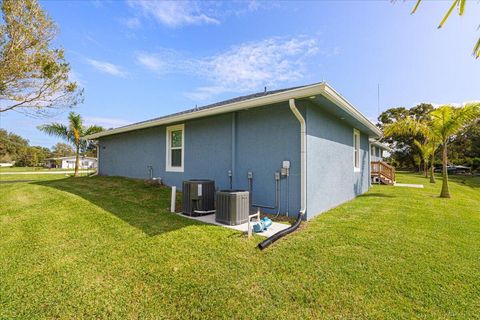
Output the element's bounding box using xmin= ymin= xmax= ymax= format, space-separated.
xmin=175 ymin=212 xmax=290 ymax=237
xmin=393 ymin=183 xmax=424 ymax=188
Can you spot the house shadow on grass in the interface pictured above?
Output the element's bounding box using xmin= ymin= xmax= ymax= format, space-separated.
xmin=34 ymin=176 xmax=202 ymax=237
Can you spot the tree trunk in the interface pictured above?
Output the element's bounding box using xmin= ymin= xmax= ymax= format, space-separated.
xmin=74 ymin=144 xmax=80 ymax=177
xmin=430 ymin=153 xmax=435 ymax=183
xmin=440 ymin=143 xmax=450 ymax=198
xmin=423 ymin=160 xmax=428 ymax=178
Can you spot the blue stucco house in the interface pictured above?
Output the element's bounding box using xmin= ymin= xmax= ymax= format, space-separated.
xmin=85 ymin=82 xmax=383 ymax=220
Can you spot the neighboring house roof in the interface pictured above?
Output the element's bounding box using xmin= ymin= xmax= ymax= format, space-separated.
xmin=46 ymin=156 xmax=97 ymax=160
xmin=370 ymin=139 xmax=392 ymax=152
xmin=84 ymin=82 xmax=383 ymax=140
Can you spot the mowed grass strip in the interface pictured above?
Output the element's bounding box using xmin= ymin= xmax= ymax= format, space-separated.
xmin=0 ymin=173 xmax=479 ymax=319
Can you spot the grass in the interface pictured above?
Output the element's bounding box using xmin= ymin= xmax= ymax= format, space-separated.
xmin=1 ymin=173 xmax=479 ymax=319
xmin=0 ymin=174 xmax=71 ymax=182
xmin=0 ymin=166 xmax=95 ymax=172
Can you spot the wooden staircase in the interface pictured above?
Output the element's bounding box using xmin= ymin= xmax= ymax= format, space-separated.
xmin=371 ymin=161 xmax=396 ymax=185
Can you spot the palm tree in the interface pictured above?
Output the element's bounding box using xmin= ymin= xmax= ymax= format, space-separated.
xmin=384 ymin=116 xmax=439 ymax=182
xmin=413 ymin=139 xmax=433 ymax=178
xmin=385 ymin=104 xmax=479 ymax=197
xmin=429 ymin=104 xmax=479 ymax=198
xmin=38 ymin=112 xmax=103 ymax=176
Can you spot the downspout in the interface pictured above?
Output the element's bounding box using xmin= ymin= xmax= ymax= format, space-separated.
xmin=258 ymin=98 xmax=306 ymax=250
xmin=289 ymin=98 xmax=306 ymax=217
xmin=231 ymin=112 xmax=236 ymax=188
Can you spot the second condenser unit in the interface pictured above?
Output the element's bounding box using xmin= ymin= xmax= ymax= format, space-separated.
xmin=215 ymin=190 xmax=250 ymax=225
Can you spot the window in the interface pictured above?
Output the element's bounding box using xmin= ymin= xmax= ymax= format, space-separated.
xmin=166 ymin=124 xmax=184 ymax=172
xmin=353 ymin=129 xmax=360 ymax=171
xmin=371 ymin=145 xmax=375 ymax=157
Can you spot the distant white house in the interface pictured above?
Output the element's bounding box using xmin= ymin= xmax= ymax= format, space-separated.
xmin=45 ymin=156 xmax=97 ymax=169
xmin=0 ymin=163 xmax=14 ymax=167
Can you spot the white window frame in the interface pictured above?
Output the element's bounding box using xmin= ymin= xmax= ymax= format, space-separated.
xmin=353 ymin=128 xmax=361 ymax=172
xmin=166 ymin=124 xmax=184 ymax=172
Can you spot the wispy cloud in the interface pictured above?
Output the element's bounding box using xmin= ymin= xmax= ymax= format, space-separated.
xmin=86 ymin=59 xmax=128 ymax=78
xmin=135 ymin=52 xmax=168 ymax=73
xmin=136 ymin=36 xmax=321 ymax=100
xmin=120 ymin=16 xmax=141 ymax=29
xmin=127 ymin=0 xmax=219 ymax=28
xmin=83 ymin=116 xmax=130 ymax=128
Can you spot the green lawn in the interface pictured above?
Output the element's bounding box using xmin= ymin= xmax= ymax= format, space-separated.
xmin=0 ymin=166 xmax=63 ymax=172
xmin=0 ymin=166 xmax=95 ymax=172
xmin=1 ymin=173 xmax=479 ymax=319
xmin=0 ymin=173 xmax=72 ymax=182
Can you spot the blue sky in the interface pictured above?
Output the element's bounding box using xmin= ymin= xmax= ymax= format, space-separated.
xmin=1 ymin=0 xmax=479 ymax=147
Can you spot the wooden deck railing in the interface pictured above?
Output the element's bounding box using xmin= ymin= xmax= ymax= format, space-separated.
xmin=371 ymin=161 xmax=396 ymax=183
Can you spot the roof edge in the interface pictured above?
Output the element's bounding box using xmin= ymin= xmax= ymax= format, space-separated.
xmin=84 ymin=82 xmax=382 ymax=139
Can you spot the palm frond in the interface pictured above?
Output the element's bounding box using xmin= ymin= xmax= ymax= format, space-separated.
xmin=459 ymin=0 xmax=466 ymax=16
xmin=438 ymin=0 xmax=459 ymax=29
xmin=83 ymin=125 xmax=104 ymax=137
xmin=68 ymin=112 xmax=83 ymax=132
xmin=474 ymin=37 xmax=480 ymax=59
xmin=411 ymin=0 xmax=422 ymax=14
xmin=37 ymin=123 xmax=69 ymax=140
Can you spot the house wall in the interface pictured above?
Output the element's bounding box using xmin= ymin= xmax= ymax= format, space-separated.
xmin=61 ymin=159 xmax=75 ymax=169
xmin=306 ymin=103 xmax=371 ymax=219
xmin=98 ymin=102 xmax=303 ymax=216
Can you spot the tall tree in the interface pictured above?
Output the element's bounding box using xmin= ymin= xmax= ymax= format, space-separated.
xmin=429 ymin=104 xmax=479 ymax=198
xmin=449 ymin=118 xmax=480 ymax=166
xmin=38 ymin=112 xmax=102 ymax=176
xmin=0 ymin=0 xmax=83 ymax=115
xmin=377 ymin=104 xmax=435 ymax=170
xmin=0 ymin=128 xmax=29 ymax=163
xmin=51 ymin=142 xmax=74 ymax=157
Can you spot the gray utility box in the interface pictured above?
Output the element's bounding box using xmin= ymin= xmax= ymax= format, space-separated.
xmin=215 ymin=190 xmax=250 ymax=225
xmin=182 ymin=179 xmax=215 ymax=216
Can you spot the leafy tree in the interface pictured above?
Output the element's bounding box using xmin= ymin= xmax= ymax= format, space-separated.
xmin=377 ymin=107 xmax=414 ymax=168
xmin=377 ymin=104 xmax=435 ymax=170
xmin=0 ymin=0 xmax=83 ymax=115
xmin=449 ymin=118 xmax=480 ymax=166
xmin=0 ymin=128 xmax=29 ymax=162
xmin=411 ymin=0 xmax=479 ymax=58
xmin=51 ymin=142 xmax=74 ymax=157
xmin=38 ymin=112 xmax=103 ymax=176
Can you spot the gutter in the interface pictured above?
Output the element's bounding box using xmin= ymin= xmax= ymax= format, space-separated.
xmin=288 ymin=98 xmax=306 ymax=217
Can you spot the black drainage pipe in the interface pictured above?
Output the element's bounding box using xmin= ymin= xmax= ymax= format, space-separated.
xmin=258 ymin=211 xmax=305 ymax=250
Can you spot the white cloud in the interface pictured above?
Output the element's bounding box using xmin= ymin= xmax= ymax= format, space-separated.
xmin=135 ymin=52 xmax=167 ymax=73
xmin=127 ymin=0 xmax=219 ymax=28
xmin=121 ymin=16 xmax=141 ymax=29
xmin=83 ymin=116 xmax=130 ymax=128
xmin=86 ymin=59 xmax=128 ymax=78
xmin=137 ymin=36 xmax=320 ymax=100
